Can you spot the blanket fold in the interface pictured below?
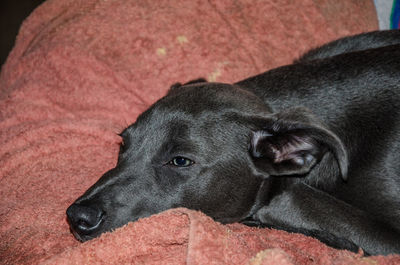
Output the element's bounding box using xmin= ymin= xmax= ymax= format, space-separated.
xmin=42 ymin=208 xmax=400 ymax=264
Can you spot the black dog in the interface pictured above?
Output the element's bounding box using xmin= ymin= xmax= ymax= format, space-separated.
xmin=67 ymin=30 xmax=400 ymax=255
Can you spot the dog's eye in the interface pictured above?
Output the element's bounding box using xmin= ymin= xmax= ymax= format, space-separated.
xmin=169 ymin=157 xmax=194 ymax=167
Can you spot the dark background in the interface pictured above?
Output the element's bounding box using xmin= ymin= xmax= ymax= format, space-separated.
xmin=1 ymin=0 xmax=46 ymax=67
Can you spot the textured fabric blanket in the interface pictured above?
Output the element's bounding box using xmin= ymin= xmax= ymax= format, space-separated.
xmin=1 ymin=0 xmax=397 ymax=264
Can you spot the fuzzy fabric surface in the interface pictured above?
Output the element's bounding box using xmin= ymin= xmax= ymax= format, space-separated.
xmin=1 ymin=0 xmax=397 ymax=264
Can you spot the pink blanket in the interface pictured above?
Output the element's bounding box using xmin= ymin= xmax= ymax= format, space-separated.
xmin=2 ymin=0 xmax=397 ymax=264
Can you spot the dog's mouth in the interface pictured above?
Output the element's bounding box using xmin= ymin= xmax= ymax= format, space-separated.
xmin=70 ymin=229 xmax=91 ymax=242
xmin=68 ymin=221 xmax=102 ymax=242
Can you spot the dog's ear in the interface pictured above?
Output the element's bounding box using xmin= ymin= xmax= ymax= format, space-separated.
xmin=249 ymin=108 xmax=348 ymax=180
xmin=169 ymin=78 xmax=208 ymax=94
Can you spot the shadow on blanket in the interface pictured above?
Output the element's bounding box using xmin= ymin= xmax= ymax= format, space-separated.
xmin=1 ymin=0 xmax=398 ymax=264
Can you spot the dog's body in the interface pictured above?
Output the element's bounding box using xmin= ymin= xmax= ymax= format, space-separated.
xmin=67 ymin=30 xmax=400 ymax=255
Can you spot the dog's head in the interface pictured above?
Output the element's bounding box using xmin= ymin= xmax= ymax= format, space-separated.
xmin=66 ymin=80 xmax=348 ymax=241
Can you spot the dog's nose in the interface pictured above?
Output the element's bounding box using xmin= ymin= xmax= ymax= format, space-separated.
xmin=66 ymin=204 xmax=104 ymax=234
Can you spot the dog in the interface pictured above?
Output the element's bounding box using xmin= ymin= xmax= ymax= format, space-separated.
xmin=67 ymin=30 xmax=400 ymax=255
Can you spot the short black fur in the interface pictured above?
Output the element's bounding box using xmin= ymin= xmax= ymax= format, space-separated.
xmin=67 ymin=30 xmax=400 ymax=255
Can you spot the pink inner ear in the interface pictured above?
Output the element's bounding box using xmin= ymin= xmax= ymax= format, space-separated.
xmin=252 ymin=131 xmax=317 ymax=164
xmin=272 ymin=135 xmax=315 ymax=163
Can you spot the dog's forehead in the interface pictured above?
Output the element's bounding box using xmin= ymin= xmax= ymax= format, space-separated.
xmin=121 ymin=82 xmax=270 ymax=142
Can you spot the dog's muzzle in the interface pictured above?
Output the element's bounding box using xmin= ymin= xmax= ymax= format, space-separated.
xmin=66 ymin=204 xmax=104 ymax=241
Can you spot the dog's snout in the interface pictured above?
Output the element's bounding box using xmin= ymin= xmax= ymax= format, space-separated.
xmin=66 ymin=204 xmax=104 ymax=235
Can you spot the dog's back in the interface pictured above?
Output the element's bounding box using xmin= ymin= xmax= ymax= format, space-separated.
xmin=298 ymin=30 xmax=400 ymax=61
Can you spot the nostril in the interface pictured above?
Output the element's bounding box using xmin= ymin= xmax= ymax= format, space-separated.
xmin=66 ymin=204 xmax=104 ymax=234
xmin=75 ymin=211 xmax=104 ymax=231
